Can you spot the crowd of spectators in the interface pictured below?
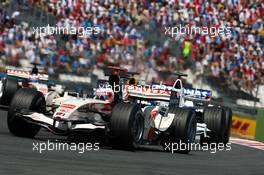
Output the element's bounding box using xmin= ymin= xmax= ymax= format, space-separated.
xmin=0 ymin=0 xmax=263 ymax=92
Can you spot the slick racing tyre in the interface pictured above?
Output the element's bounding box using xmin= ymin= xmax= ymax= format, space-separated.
xmin=223 ymin=107 xmax=232 ymax=144
xmin=201 ymin=107 xmax=225 ymax=144
xmin=8 ymin=88 xmax=45 ymax=138
xmin=0 ymin=78 xmax=20 ymax=105
xmin=161 ymin=107 xmax=197 ymax=154
xmin=110 ymin=103 xmax=144 ymax=150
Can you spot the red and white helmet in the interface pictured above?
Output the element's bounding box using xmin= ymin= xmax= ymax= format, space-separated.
xmin=94 ymin=88 xmax=114 ymax=102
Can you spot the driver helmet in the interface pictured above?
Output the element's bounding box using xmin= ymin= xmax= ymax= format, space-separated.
xmin=94 ymin=87 xmax=114 ymax=102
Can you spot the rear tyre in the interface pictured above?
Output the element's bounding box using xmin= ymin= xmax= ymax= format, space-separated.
xmin=8 ymin=88 xmax=45 ymax=138
xmin=201 ymin=107 xmax=225 ymax=144
xmin=223 ymin=107 xmax=232 ymax=144
xmin=161 ymin=108 xmax=197 ymax=154
xmin=0 ymin=78 xmax=20 ymax=105
xmin=110 ymin=103 xmax=144 ymax=150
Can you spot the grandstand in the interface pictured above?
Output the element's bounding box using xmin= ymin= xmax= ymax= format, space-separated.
xmin=0 ymin=0 xmax=263 ymax=108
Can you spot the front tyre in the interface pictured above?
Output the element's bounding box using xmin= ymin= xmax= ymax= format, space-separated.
xmin=223 ymin=107 xmax=232 ymax=144
xmin=201 ymin=107 xmax=225 ymax=144
xmin=8 ymin=88 xmax=46 ymax=138
xmin=110 ymin=103 xmax=144 ymax=150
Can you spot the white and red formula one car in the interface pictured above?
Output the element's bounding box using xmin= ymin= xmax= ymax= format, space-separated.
xmin=7 ymin=67 xmax=198 ymax=153
xmin=0 ymin=63 xmax=64 ymax=106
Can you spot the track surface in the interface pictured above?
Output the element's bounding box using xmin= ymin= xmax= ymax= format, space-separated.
xmin=0 ymin=109 xmax=263 ymax=175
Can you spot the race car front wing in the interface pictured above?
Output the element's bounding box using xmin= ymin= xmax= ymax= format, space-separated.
xmin=15 ymin=110 xmax=105 ymax=135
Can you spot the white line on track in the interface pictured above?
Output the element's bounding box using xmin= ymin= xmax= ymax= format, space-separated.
xmin=230 ymin=137 xmax=264 ymax=150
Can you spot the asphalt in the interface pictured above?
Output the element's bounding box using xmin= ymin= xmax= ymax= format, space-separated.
xmin=0 ymin=109 xmax=263 ymax=175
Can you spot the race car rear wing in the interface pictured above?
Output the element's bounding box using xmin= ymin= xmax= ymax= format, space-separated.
xmin=6 ymin=69 xmax=49 ymax=81
xmin=125 ymin=85 xmax=171 ymax=102
xmin=125 ymin=84 xmax=212 ymax=107
xmin=151 ymin=84 xmax=212 ymax=100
